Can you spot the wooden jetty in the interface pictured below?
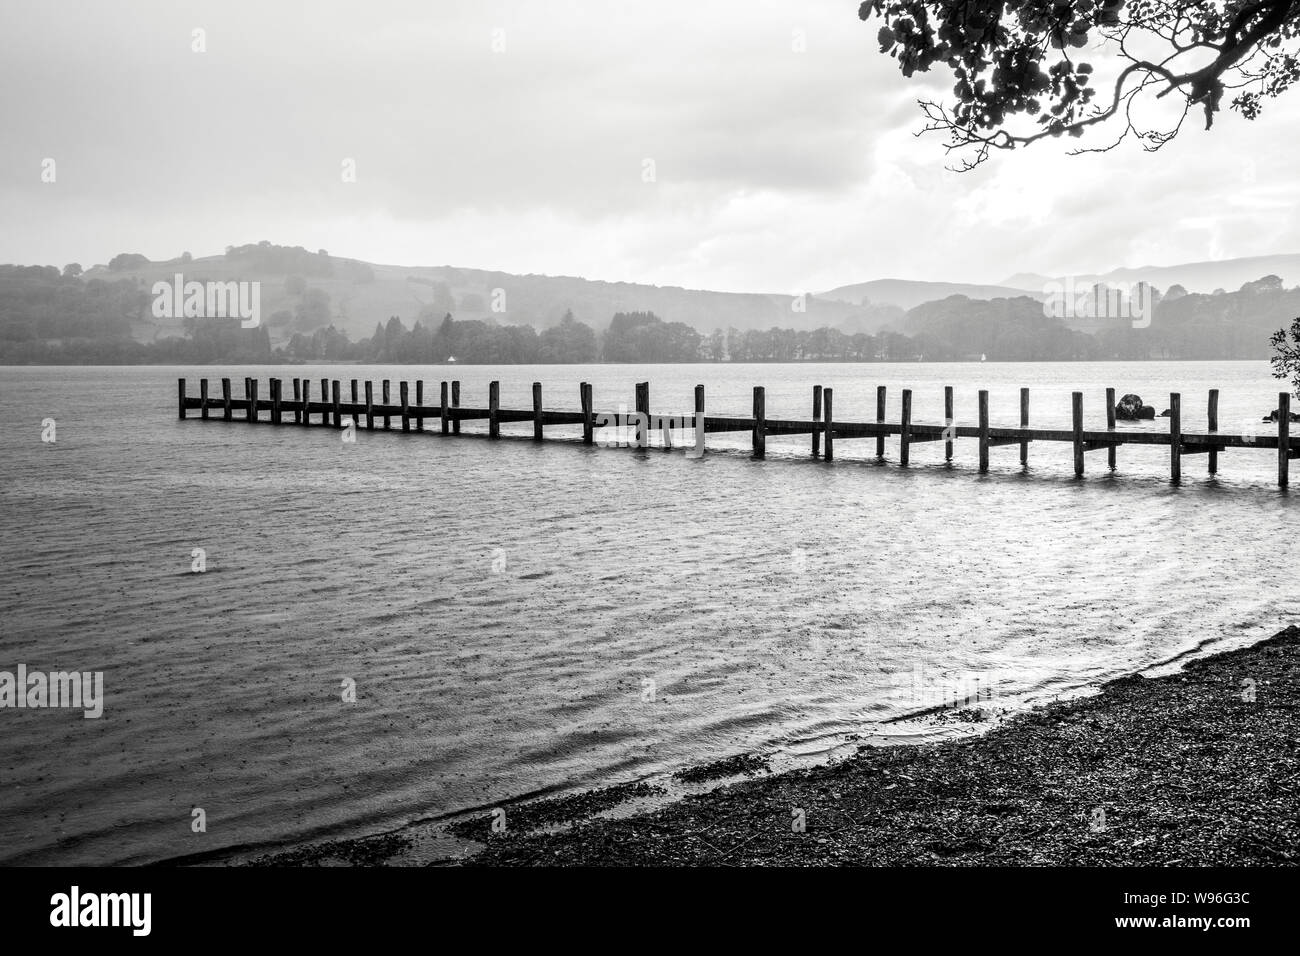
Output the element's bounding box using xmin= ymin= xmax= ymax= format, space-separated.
xmin=178 ymin=376 xmax=1300 ymax=487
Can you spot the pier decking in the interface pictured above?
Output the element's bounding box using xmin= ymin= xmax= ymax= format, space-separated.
xmin=178 ymin=377 xmax=1300 ymax=486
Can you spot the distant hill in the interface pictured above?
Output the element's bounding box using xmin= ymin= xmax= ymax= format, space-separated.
xmin=7 ymin=248 xmax=1297 ymax=363
xmin=817 ymin=278 xmax=1042 ymax=310
xmin=83 ymin=245 xmax=902 ymax=346
xmin=820 ymin=254 xmax=1300 ymax=327
xmin=1002 ymin=253 xmax=1300 ymax=296
xmin=63 ymin=245 xmax=1300 ymax=348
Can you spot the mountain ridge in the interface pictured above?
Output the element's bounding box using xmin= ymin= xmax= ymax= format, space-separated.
xmin=71 ymin=245 xmax=1300 ymax=345
xmin=1000 ymin=253 xmax=1300 ymax=295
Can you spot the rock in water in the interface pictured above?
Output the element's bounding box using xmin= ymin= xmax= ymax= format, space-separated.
xmin=1115 ymin=393 xmax=1145 ymax=420
xmin=1138 ymin=405 xmax=1156 ymax=420
xmin=1263 ymin=408 xmax=1300 ymax=423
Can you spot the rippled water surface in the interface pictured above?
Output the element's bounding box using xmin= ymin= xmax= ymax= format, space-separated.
xmin=1 ymin=361 xmax=1297 ymax=864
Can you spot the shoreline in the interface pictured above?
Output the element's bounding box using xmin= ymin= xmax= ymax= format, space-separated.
xmin=237 ymin=624 xmax=1300 ymax=867
xmin=0 ymin=358 xmax=1281 ymax=367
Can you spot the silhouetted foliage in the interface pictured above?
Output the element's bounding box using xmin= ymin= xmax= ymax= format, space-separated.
xmin=539 ymin=310 xmax=598 ymax=362
xmin=225 ymin=241 xmax=333 ymax=276
xmin=863 ymin=0 xmax=1300 ymax=166
xmin=108 ymin=253 xmax=150 ymax=271
xmin=1269 ymin=316 xmax=1300 ymax=399
xmin=603 ymin=311 xmax=701 ymax=362
xmin=0 ymin=264 xmax=142 ymax=343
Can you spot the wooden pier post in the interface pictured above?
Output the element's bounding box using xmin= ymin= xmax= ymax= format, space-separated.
xmin=634 ymin=382 xmax=649 ymax=448
xmin=320 ymin=379 xmax=330 ymax=427
xmin=246 ymin=378 xmax=257 ymax=423
xmin=1170 ymin=392 xmax=1181 ymax=483
xmin=415 ymin=381 xmax=424 ymax=431
xmin=876 ymin=386 xmax=886 ymax=459
xmin=400 ymin=381 xmax=410 ymax=433
xmin=752 ymin=386 xmax=766 ymax=459
xmin=382 ymin=380 xmax=391 ymax=430
xmin=452 ymin=381 xmax=461 ymax=434
xmin=223 ymin=378 xmax=232 ymax=421
xmin=1072 ymin=392 xmax=1084 ymax=476
xmin=200 ymin=379 xmax=209 ymax=420
xmin=1208 ymin=388 xmax=1219 ymax=475
xmin=332 ymin=381 xmax=342 ymax=429
xmin=1279 ymin=392 xmax=1290 ymax=488
xmin=304 ymin=379 xmax=314 ymax=426
xmin=351 ymin=380 xmax=359 ymax=425
xmin=694 ymin=384 xmax=705 ymax=451
xmin=364 ymin=381 xmax=374 ymax=430
xmin=900 ymin=389 xmax=912 ymax=466
xmin=812 ymin=385 xmax=822 ymax=458
xmin=440 ymin=382 xmax=449 ymax=434
xmin=581 ymin=382 xmax=594 ymax=445
xmin=1105 ymin=387 xmax=1117 ymax=470
xmin=291 ymin=379 xmax=300 ymax=424
xmin=824 ymin=388 xmax=834 ymax=461
xmin=944 ymin=385 xmax=954 ymax=461
xmin=489 ymin=381 xmax=500 ymax=438
xmin=271 ymin=379 xmax=282 ymax=424
xmin=1020 ymin=387 xmax=1030 ymax=465
xmin=978 ymin=390 xmax=990 ymax=473
xmin=178 ymin=378 xmax=187 ymax=419
xmin=533 ymin=382 xmax=543 ymax=440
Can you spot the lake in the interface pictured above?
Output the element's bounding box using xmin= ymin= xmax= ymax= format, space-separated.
xmin=1 ymin=360 xmax=1296 ymax=864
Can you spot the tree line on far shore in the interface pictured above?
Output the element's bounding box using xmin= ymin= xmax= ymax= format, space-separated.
xmin=1 ymin=261 xmax=1298 ymax=365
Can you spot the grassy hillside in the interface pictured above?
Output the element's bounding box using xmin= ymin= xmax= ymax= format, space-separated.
xmin=86 ymin=245 xmax=900 ymax=347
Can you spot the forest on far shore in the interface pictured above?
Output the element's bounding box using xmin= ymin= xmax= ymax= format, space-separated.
xmin=1 ymin=261 xmax=1297 ymax=365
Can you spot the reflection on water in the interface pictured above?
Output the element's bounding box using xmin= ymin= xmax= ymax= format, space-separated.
xmin=0 ymin=361 xmax=1296 ymax=864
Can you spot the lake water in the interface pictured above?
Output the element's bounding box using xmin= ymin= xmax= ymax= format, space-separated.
xmin=1 ymin=360 xmax=1297 ymax=864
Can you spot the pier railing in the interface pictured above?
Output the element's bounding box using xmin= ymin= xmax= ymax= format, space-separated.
xmin=178 ymin=376 xmax=1300 ymax=486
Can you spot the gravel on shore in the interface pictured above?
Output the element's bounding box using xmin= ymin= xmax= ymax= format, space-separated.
xmin=462 ymin=626 xmax=1300 ymax=866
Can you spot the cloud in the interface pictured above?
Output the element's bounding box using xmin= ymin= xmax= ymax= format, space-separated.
xmin=0 ymin=0 xmax=1297 ymax=292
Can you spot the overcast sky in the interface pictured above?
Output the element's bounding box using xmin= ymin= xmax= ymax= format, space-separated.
xmin=2 ymin=0 xmax=1297 ymax=293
